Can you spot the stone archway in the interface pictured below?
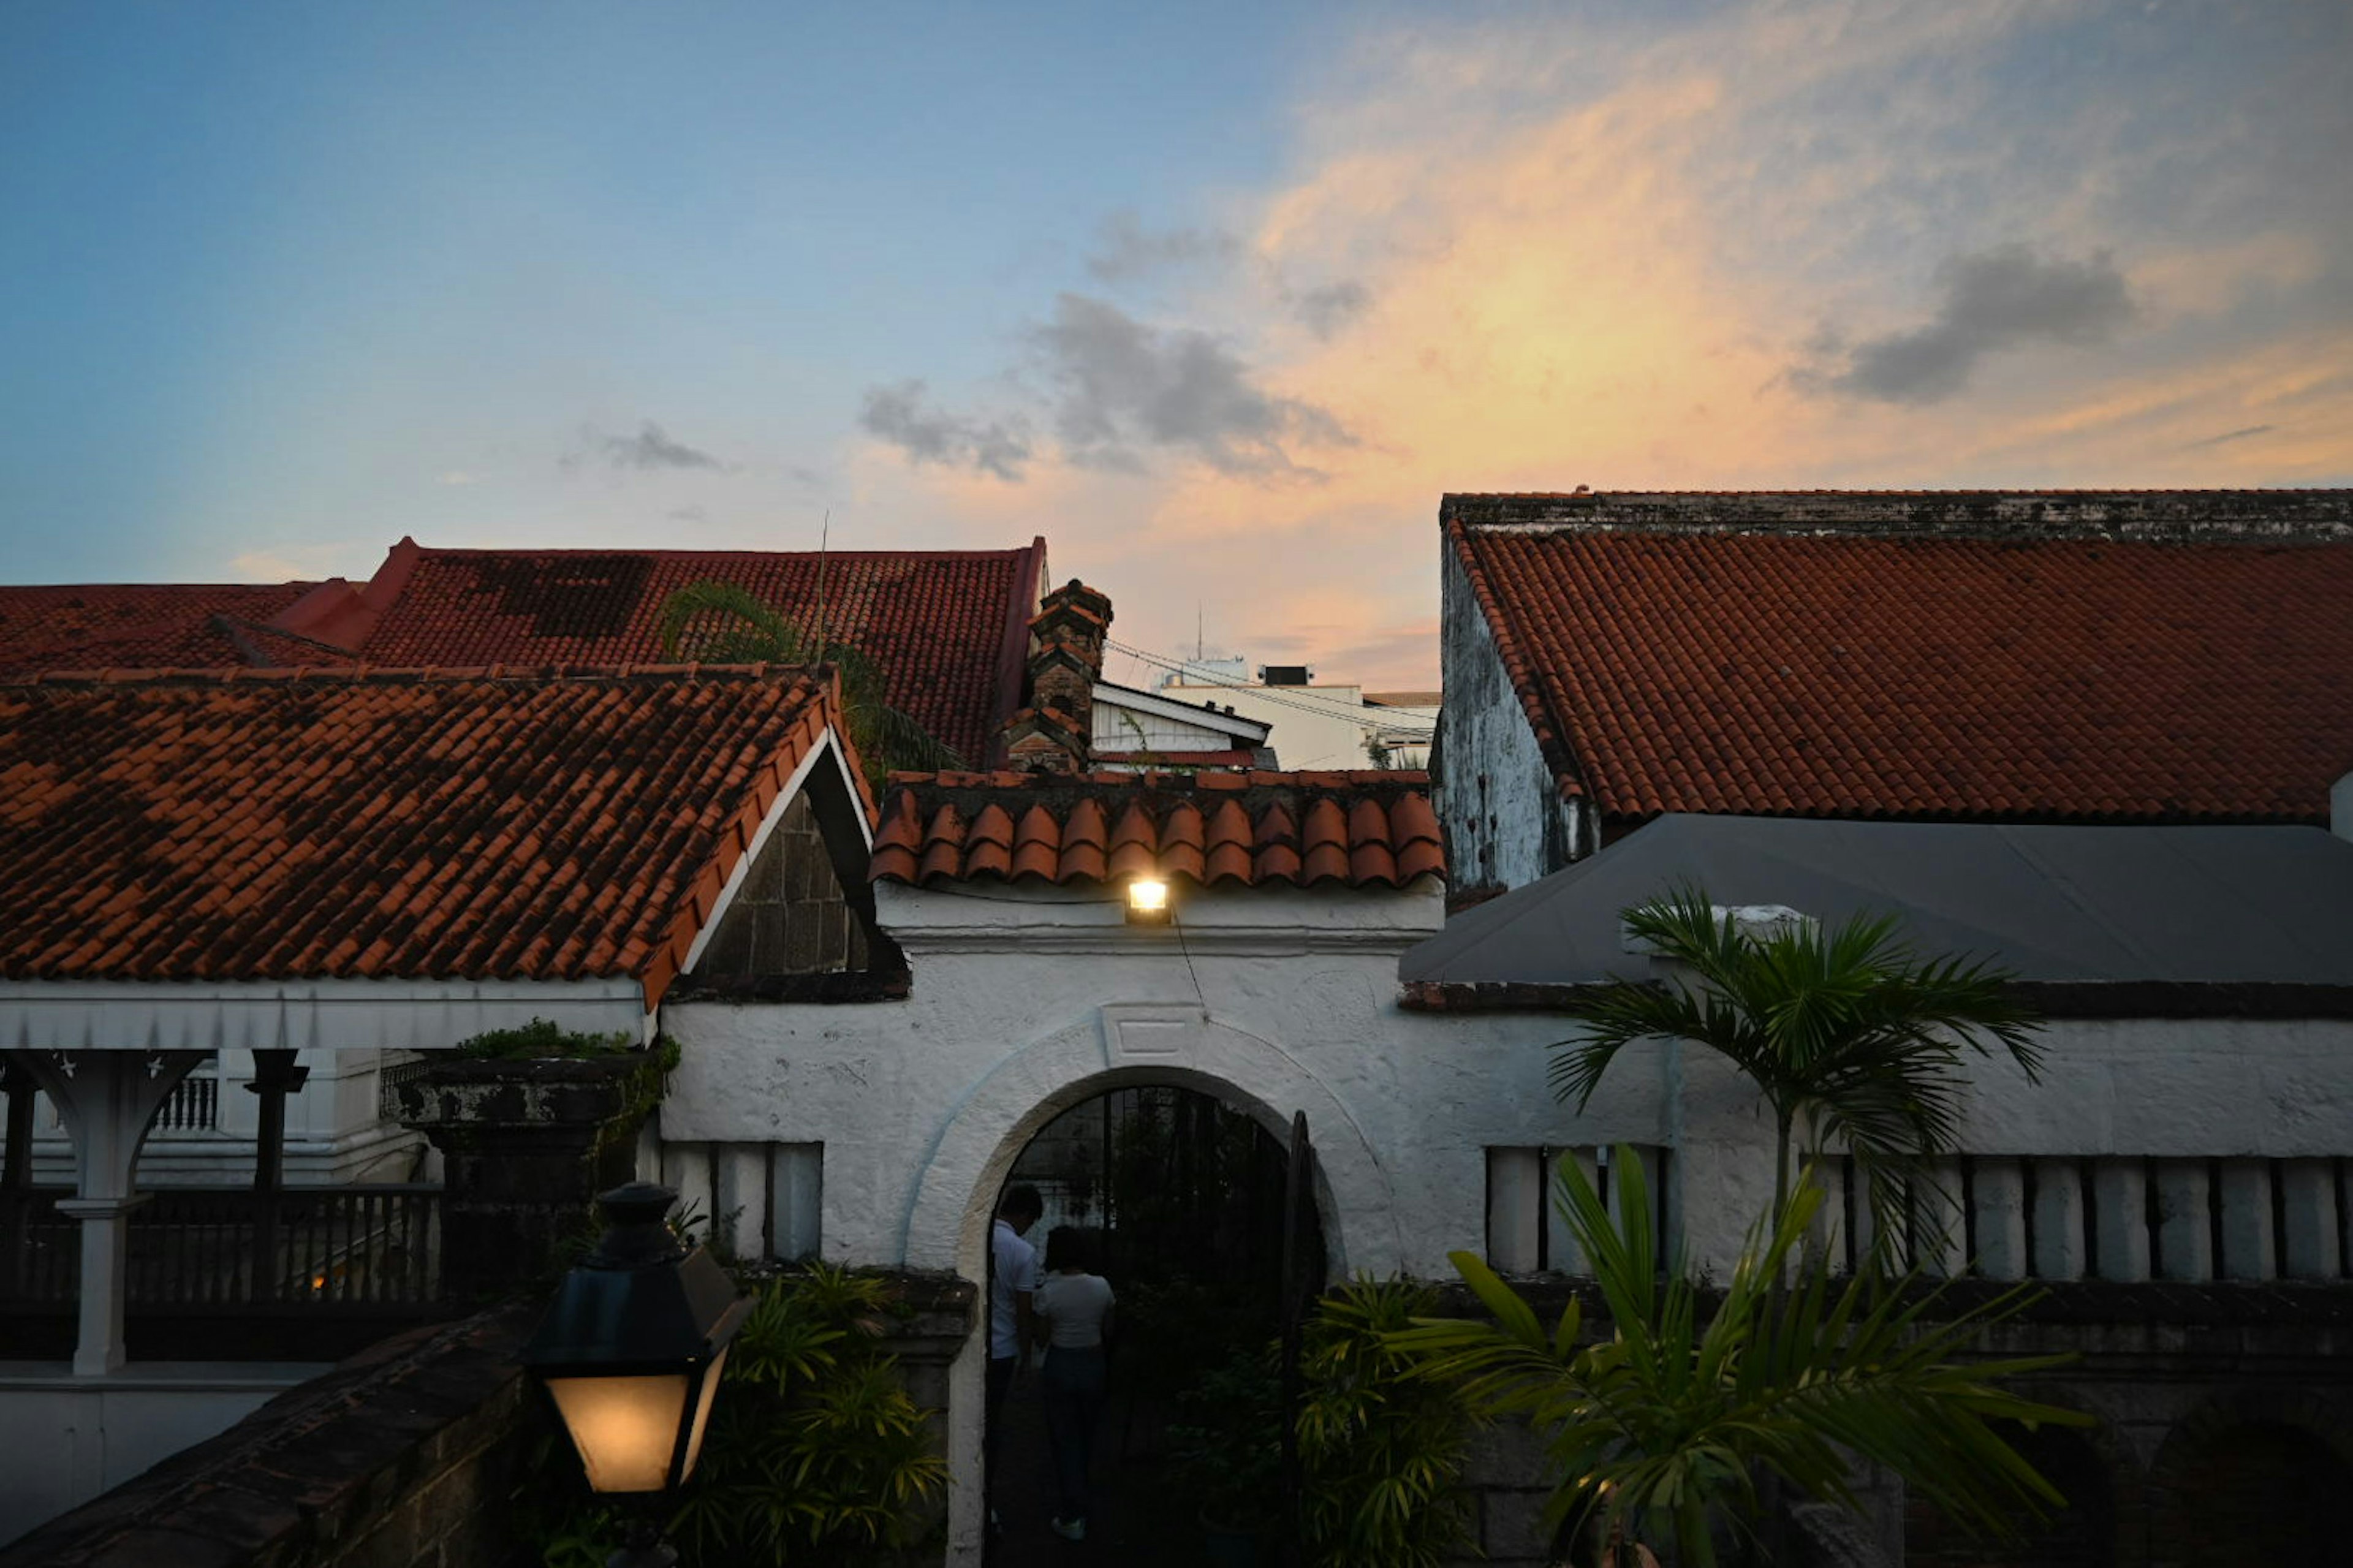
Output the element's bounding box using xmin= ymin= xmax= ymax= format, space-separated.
xmin=1904 ymin=1420 xmax=2119 ymax=1568
xmin=902 ymin=1004 xmax=1400 ymax=1284
xmin=905 ymin=1004 xmax=1398 ymax=1566
xmin=2145 ymin=1388 xmax=2353 ymax=1568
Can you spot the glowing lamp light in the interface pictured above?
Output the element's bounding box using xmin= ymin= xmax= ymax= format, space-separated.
xmin=520 ymin=1182 xmax=751 ymax=1509
xmin=1126 ymin=877 xmax=1172 ymax=924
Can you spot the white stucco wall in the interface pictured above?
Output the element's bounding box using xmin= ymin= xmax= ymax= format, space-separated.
xmin=655 ymin=884 xmax=2353 ymax=1564
xmin=1436 ymin=545 xmax=1582 ymax=892
xmin=661 ymin=895 xmax=2353 ymax=1287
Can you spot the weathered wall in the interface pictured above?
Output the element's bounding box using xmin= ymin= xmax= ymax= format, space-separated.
xmin=689 ymin=790 xmax=871 ymax=981
xmin=656 ymin=881 xmax=2353 ymax=1567
xmin=1436 ymin=545 xmax=1581 ymax=895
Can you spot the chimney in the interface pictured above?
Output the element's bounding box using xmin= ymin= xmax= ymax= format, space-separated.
xmin=1005 ymin=580 xmax=1112 ymax=768
xmin=1001 ymin=706 xmax=1089 ymax=774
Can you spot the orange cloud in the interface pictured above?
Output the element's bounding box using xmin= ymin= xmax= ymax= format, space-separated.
xmin=850 ymin=0 xmax=2353 ymax=689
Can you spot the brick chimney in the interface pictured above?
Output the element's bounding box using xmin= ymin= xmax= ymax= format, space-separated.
xmin=1003 ymin=580 xmax=1112 ymax=771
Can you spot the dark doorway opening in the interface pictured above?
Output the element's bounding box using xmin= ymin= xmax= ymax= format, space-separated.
xmin=987 ymin=1083 xmax=1322 ymax=1565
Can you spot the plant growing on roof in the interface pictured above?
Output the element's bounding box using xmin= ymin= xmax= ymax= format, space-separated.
xmin=654 ymin=579 xmax=963 ymax=787
xmin=1550 ymin=885 xmax=2044 ymax=1256
xmin=1389 ymin=1149 xmax=2090 ymax=1568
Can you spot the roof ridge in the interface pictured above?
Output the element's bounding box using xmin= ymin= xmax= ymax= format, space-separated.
xmin=7 ymin=662 xmax=830 ymax=689
xmin=404 ymin=542 xmax=1039 ymax=561
xmin=1443 ymin=487 xmax=2353 ymax=499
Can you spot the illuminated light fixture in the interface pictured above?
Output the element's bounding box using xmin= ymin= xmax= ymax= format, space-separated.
xmin=520 ymin=1181 xmax=752 ymax=1563
xmin=1126 ymin=877 xmax=1172 ymax=924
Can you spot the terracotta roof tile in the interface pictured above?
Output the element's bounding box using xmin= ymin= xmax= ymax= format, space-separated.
xmin=872 ymin=771 xmax=1443 ymax=889
xmin=0 ymin=667 xmax=844 ymax=1007
xmin=338 ymin=543 xmax=1045 ymax=767
xmin=0 ymin=584 xmax=328 ymax=676
xmin=1446 ymin=494 xmax=2353 ymax=825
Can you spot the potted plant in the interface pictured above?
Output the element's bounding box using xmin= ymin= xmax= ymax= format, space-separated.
xmin=1167 ymin=1346 xmax=1287 ymax=1567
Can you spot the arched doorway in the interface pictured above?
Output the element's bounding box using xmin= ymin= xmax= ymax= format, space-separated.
xmin=906 ymin=1006 xmax=1396 ymax=1566
xmin=2153 ymin=1417 xmax=2353 ymax=1567
xmin=985 ymin=1080 xmax=1324 ymax=1564
xmin=1904 ymin=1422 xmax=2116 ymax=1568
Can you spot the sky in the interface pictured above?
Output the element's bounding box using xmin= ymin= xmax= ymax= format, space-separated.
xmin=3 ymin=0 xmax=2347 ymax=688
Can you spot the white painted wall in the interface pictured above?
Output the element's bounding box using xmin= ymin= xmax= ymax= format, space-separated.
xmin=0 ymin=1363 xmax=330 ymax=1546
xmin=1436 ymin=547 xmax=1582 ymax=892
xmin=1157 ymin=680 xmax=1382 ymax=771
xmin=1090 ymin=688 xmax=1263 ymax=756
xmin=654 ymin=881 xmax=2353 ymax=1566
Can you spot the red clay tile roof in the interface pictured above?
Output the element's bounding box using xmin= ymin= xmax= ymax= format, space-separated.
xmin=0 ymin=666 xmax=858 ymax=1007
xmin=872 ymin=770 xmax=1443 ymax=887
xmin=1445 ymin=494 xmax=2353 ymax=825
xmin=0 ymin=583 xmax=327 ymax=676
xmin=317 ymin=539 xmax=1047 ymax=767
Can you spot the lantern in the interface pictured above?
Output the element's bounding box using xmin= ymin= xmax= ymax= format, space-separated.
xmin=519 ymin=1182 xmax=750 ymax=1498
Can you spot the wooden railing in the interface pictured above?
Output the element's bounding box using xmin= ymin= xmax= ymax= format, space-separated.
xmin=1 ymin=1185 xmax=445 ymax=1311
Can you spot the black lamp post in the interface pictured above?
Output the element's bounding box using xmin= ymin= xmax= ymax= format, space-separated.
xmin=520 ymin=1181 xmax=751 ymax=1568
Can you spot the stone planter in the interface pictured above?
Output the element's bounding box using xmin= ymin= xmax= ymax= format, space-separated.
xmin=390 ymin=1052 xmax=669 ymax=1300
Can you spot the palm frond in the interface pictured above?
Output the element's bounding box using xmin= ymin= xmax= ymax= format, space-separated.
xmin=1389 ymin=1149 xmax=2090 ymax=1564
xmin=656 ymin=579 xmax=813 ymax=663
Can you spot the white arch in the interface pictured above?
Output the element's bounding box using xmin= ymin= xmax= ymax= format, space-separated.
xmin=906 ymin=1004 xmax=1401 ymax=1566
xmin=901 ymin=1004 xmax=1402 ymax=1284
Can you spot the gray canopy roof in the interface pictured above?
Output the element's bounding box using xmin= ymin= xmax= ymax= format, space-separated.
xmin=1401 ymin=816 xmax=2353 ymax=987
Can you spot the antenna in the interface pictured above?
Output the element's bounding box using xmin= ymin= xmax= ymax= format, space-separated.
xmin=812 ymin=508 xmax=832 ymax=656
xmin=1196 ymin=602 xmax=1203 ymax=664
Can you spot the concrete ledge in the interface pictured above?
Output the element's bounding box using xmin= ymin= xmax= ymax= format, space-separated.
xmin=0 ymin=1305 xmax=534 ymax=1568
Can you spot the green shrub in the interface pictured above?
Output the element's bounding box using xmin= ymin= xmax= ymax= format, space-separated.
xmin=452 ymin=1017 xmax=636 ymax=1058
xmin=521 ymin=1262 xmax=947 ymax=1566
xmin=1167 ymin=1346 xmax=1286 ymax=1529
xmin=1300 ymin=1279 xmax=1480 ymax=1567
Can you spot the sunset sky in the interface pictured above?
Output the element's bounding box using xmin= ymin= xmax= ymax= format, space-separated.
xmin=4 ymin=0 xmax=2347 ymax=687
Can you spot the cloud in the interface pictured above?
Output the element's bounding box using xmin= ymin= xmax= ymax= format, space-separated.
xmin=851 ymin=0 xmax=2353 ymax=696
xmin=857 ymin=381 xmax=1033 ymax=481
xmin=1086 ymin=211 xmax=1238 ymax=283
xmin=1291 ymin=280 xmax=1370 ymax=340
xmin=667 ymin=504 xmax=710 ymax=523
xmin=1815 ymin=247 xmax=2138 ymax=404
xmin=2183 ymin=424 xmax=2274 ymax=449
xmin=567 ymin=420 xmax=727 ymax=472
xmin=1031 ymin=294 xmax=1355 ymax=477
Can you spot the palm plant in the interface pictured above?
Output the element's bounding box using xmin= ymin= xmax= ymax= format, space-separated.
xmin=1552 ymin=885 xmax=2043 ymax=1256
xmin=655 ymin=579 xmax=965 ymax=787
xmin=1391 ymin=1150 xmax=2089 ymax=1567
xmin=1298 ymin=1279 xmax=1480 ymax=1568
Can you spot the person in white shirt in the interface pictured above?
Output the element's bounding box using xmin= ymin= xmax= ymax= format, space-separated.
xmin=986 ymin=1184 xmax=1044 ymax=1529
xmin=1032 ymin=1225 xmax=1116 ymax=1542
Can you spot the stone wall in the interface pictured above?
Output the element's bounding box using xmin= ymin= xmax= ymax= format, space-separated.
xmin=0 ymin=1306 xmax=532 ymax=1568
xmin=688 ymin=790 xmax=871 ymax=980
xmin=1428 ymin=1278 xmax=2353 ymax=1568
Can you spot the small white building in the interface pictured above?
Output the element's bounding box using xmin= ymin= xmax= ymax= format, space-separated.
xmin=1158 ymin=662 xmax=1438 ymax=772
